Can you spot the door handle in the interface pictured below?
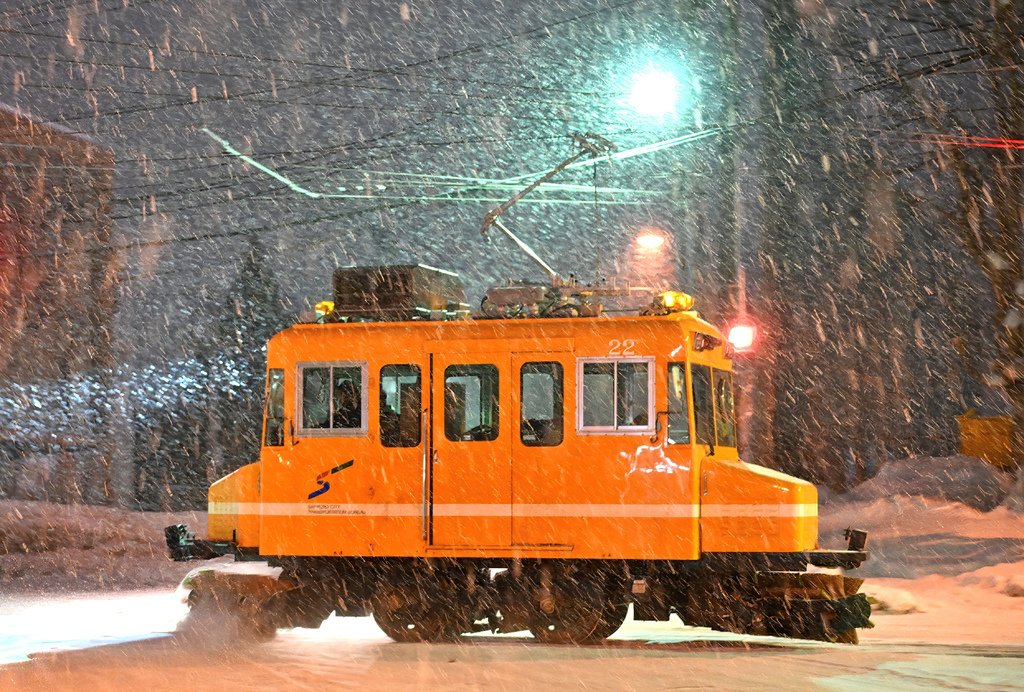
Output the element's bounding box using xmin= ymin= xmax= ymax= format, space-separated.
xmin=650 ymin=410 xmax=669 ymax=444
xmin=432 ymin=450 xmax=439 ymax=465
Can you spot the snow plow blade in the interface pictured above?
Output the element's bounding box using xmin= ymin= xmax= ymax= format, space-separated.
xmin=178 ymin=569 xmax=295 ymax=642
xmin=755 ymin=572 xmax=873 ymax=643
xmin=178 ymin=564 xmax=346 ymax=640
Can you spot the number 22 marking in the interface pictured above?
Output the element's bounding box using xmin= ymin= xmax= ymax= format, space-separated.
xmin=608 ymin=339 xmax=637 ymax=356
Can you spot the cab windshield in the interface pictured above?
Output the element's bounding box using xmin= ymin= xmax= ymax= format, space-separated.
xmin=690 ymin=363 xmax=736 ymax=448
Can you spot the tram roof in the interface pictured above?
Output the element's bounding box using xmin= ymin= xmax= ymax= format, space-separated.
xmin=274 ymin=309 xmax=724 ymax=344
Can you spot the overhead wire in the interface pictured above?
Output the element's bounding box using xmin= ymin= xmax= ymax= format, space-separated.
xmin=111 ymin=148 xmax=661 ymax=222
xmin=131 ymin=44 xmax=989 ymax=251
xmin=3 ymin=0 xmax=644 ymax=128
xmin=112 ymin=130 xmax=638 ymax=202
xmin=111 ymin=115 xmax=446 ymax=208
xmin=1 ymin=0 xmax=992 ymax=260
xmin=13 ymin=71 xmax=973 ymax=260
xmin=0 ymin=24 xmax=614 ymax=100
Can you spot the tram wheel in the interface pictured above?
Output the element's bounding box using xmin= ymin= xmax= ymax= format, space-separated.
xmin=372 ymin=584 xmax=463 ymax=643
xmin=528 ymin=579 xmax=607 ymax=645
xmin=587 ymin=597 xmax=629 ymax=642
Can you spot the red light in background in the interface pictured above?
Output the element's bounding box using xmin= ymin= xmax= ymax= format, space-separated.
xmin=911 ymin=131 xmax=1024 ymax=150
xmin=728 ymin=323 xmax=756 ymax=352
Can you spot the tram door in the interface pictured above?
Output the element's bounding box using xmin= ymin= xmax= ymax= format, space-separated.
xmin=510 ymin=353 xmax=569 ymax=545
xmin=429 ymin=349 xmax=512 ymax=547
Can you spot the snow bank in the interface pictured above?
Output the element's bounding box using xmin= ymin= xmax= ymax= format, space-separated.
xmin=954 ymin=561 xmax=1024 ymax=598
xmin=820 ymin=495 xmax=1024 ymax=579
xmin=825 ymin=455 xmax=1023 ymax=581
xmin=843 ymin=455 xmax=1013 ymax=511
xmin=0 ymin=500 xmax=204 ymax=592
xmin=1004 ymin=577 xmax=1024 ymax=597
xmin=861 ymin=583 xmax=922 ymax=613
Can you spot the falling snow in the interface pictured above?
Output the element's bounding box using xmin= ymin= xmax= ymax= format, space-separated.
xmin=1 ymin=0 xmax=1023 ymax=685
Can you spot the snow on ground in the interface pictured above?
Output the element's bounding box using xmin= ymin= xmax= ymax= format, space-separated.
xmin=813 ymin=488 xmax=1024 ymax=647
xmin=1 ymin=595 xmax=1022 ymax=691
xmin=0 ymin=590 xmax=185 ymax=664
xmin=819 ymin=454 xmax=1024 ymax=582
xmin=0 ymin=494 xmax=1021 ymax=691
xmin=860 ymin=567 xmax=1024 ymax=647
xmin=811 ymin=457 xmax=1024 ymax=648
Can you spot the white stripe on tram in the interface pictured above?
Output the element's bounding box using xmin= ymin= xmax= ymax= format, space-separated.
xmin=208 ymin=502 xmax=817 ymax=519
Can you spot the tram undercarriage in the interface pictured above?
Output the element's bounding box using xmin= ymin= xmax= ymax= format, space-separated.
xmin=175 ymin=552 xmax=872 ymax=645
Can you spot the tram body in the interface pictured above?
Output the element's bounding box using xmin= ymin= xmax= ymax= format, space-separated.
xmin=168 ymin=267 xmax=869 ymax=644
xmin=211 ymin=313 xmax=816 ymax=561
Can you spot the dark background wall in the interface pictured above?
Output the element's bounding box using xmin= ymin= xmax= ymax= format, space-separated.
xmin=0 ymin=108 xmax=121 ymax=504
xmin=0 ymin=107 xmax=115 ymax=381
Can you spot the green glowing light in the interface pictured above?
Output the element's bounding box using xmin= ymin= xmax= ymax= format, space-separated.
xmin=629 ymin=69 xmax=680 ymax=116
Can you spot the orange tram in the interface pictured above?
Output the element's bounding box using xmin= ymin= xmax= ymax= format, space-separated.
xmin=167 ymin=265 xmax=871 ymax=644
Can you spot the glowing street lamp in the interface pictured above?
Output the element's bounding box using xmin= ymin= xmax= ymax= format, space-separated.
xmin=635 ymin=232 xmax=666 ymax=250
xmin=631 ymin=228 xmax=674 ymax=289
xmin=628 ymin=68 xmax=680 ymax=117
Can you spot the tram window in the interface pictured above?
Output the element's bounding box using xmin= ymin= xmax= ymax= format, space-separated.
xmin=302 ymin=367 xmax=331 ymax=429
xmin=579 ymin=359 xmax=653 ymax=432
xmin=332 ymin=367 xmax=363 ymax=429
xmin=581 ymin=362 xmax=615 ymax=427
xmin=714 ymin=369 xmax=737 ymax=447
xmin=691 ymin=363 xmax=714 ymax=445
xmin=298 ymin=362 xmax=366 ymax=434
xmin=380 ymin=365 xmax=421 ymax=447
xmin=616 ymin=362 xmax=650 ymax=427
xmin=444 ymin=365 xmax=499 ymax=442
xmin=264 ymin=369 xmax=285 ymax=447
xmin=520 ymin=362 xmax=563 ymax=447
xmin=667 ymin=363 xmax=690 ymax=445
